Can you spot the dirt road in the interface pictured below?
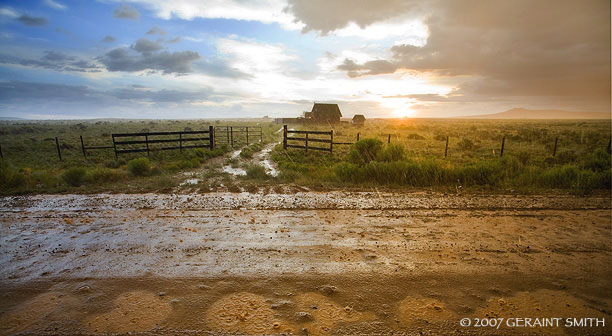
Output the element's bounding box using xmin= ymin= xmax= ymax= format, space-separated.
xmin=0 ymin=192 xmax=610 ymax=335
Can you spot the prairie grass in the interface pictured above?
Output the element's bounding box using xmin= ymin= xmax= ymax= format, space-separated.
xmin=0 ymin=119 xmax=278 ymax=194
xmin=273 ymin=119 xmax=611 ymax=193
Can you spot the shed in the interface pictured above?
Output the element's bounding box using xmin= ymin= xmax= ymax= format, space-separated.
xmin=352 ymin=114 xmax=366 ymax=125
xmin=310 ymin=103 xmax=342 ymax=123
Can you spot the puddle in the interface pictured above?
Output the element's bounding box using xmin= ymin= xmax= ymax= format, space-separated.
xmin=180 ymin=178 xmax=200 ymax=186
xmin=84 ymin=290 xmax=172 ymax=333
xmin=222 ymin=166 xmax=247 ymax=176
xmin=205 ymin=292 xmax=295 ymax=334
xmin=256 ymin=143 xmax=279 ymax=177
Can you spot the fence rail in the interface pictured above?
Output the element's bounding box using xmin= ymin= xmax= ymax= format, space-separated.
xmin=112 ymin=126 xmax=214 ymax=158
xmin=283 ymin=125 xmax=334 ymax=153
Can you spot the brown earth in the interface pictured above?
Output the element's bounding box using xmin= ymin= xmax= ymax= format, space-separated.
xmin=0 ymin=192 xmax=610 ymax=335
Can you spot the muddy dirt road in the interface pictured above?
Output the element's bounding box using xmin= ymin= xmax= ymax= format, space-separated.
xmin=0 ymin=192 xmax=610 ymax=335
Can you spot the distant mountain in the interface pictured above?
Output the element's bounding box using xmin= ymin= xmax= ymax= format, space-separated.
xmin=0 ymin=116 xmax=25 ymax=120
xmin=457 ymin=108 xmax=610 ymax=119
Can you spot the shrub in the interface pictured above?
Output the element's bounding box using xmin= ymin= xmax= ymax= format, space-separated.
xmin=377 ymin=143 xmax=406 ymax=162
xmin=88 ymin=168 xmax=126 ymax=183
xmin=347 ymin=138 xmax=383 ymax=165
xmin=246 ymin=164 xmax=268 ymax=179
xmin=127 ymin=157 xmax=151 ymax=176
xmin=240 ymin=147 xmax=254 ymax=159
xmin=584 ymin=148 xmax=611 ymax=172
xmin=62 ymin=167 xmax=87 ymax=187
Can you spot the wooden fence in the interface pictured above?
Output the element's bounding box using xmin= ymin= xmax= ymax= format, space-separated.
xmin=112 ymin=126 xmax=214 ymax=158
xmin=214 ymin=126 xmax=262 ymax=147
xmin=283 ymin=125 xmax=334 ymax=153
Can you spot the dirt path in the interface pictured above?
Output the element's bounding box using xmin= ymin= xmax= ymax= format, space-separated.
xmin=0 ymin=192 xmax=610 ymax=335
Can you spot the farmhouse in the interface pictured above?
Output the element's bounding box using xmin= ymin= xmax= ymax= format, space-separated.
xmin=310 ymin=103 xmax=342 ymax=123
xmin=352 ymin=114 xmax=366 ymax=126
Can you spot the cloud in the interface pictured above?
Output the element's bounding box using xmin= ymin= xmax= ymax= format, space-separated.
xmin=166 ymin=36 xmax=181 ymax=44
xmin=98 ymin=47 xmax=200 ymax=74
xmin=113 ymin=4 xmax=140 ymax=20
xmin=0 ymin=8 xmax=19 ymax=18
xmin=17 ymin=14 xmax=48 ymax=26
xmin=109 ymin=0 xmax=302 ymax=30
xmin=0 ymin=81 xmax=100 ymax=102
xmin=317 ymin=0 xmax=610 ymax=111
xmin=102 ymin=35 xmax=116 ymax=43
xmin=337 ymin=59 xmax=395 ymax=78
xmin=146 ymin=26 xmax=167 ymax=35
xmin=109 ymin=87 xmax=213 ymax=103
xmin=0 ymin=81 xmax=222 ymax=104
xmin=43 ymin=0 xmax=67 ymax=10
xmin=284 ymin=0 xmax=422 ymax=34
xmin=0 ymin=50 xmax=102 ymax=72
xmin=131 ymin=38 xmax=163 ymax=54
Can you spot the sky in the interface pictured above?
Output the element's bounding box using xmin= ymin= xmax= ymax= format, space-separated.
xmin=0 ymin=0 xmax=609 ymax=119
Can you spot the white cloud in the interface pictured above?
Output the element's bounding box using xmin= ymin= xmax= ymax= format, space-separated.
xmin=44 ymin=0 xmax=67 ymax=10
xmin=217 ymin=37 xmax=296 ymax=74
xmin=0 ymin=7 xmax=19 ymax=18
xmin=115 ymin=0 xmax=304 ymax=30
xmin=334 ymin=18 xmax=428 ymax=45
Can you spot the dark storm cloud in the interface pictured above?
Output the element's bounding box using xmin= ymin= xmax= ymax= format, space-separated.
xmin=0 ymin=81 xmax=101 ymax=102
xmin=98 ymin=47 xmax=200 ymax=74
xmin=102 ymin=35 xmax=116 ymax=43
xmin=0 ymin=51 xmax=102 ymax=72
xmin=17 ymin=14 xmax=48 ymax=26
xmin=288 ymin=0 xmax=611 ymax=111
xmin=337 ymin=59 xmax=395 ymax=78
xmin=285 ymin=0 xmax=420 ymax=34
xmin=0 ymin=81 xmax=225 ymax=105
xmin=131 ymin=38 xmax=163 ymax=54
xmin=109 ymin=87 xmax=213 ymax=103
xmin=113 ymin=4 xmax=140 ymax=20
xmin=146 ymin=26 xmax=167 ymax=35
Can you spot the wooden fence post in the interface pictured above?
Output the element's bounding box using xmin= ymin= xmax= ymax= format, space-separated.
xmin=552 ymin=137 xmax=558 ymax=157
xmin=305 ymin=132 xmax=309 ymax=152
xmin=230 ymin=126 xmax=234 ymax=148
xmin=246 ymin=126 xmax=249 ymax=145
xmin=0 ymin=144 xmax=3 ymax=159
xmin=388 ymin=134 xmax=391 ymax=144
xmin=283 ymin=125 xmax=287 ymax=149
xmin=80 ymin=135 xmax=87 ymax=157
xmin=209 ymin=125 xmax=215 ymax=149
xmin=55 ymin=137 xmax=62 ymax=161
xmin=112 ymin=134 xmax=118 ymax=159
xmin=145 ymin=135 xmax=150 ymax=156
xmin=444 ymin=136 xmax=449 ymax=158
xmin=330 ymin=130 xmax=334 ymax=153
xmin=179 ymin=132 xmax=183 ymax=152
xmin=500 ymin=136 xmax=505 ymax=157
xmin=260 ymin=127 xmax=263 ymax=143
xmin=357 ymin=133 xmax=360 ymax=141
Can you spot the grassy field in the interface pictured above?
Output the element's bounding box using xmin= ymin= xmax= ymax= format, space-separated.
xmin=1 ymin=118 xmax=610 ymax=195
xmin=0 ymin=119 xmax=279 ymax=194
xmin=272 ymin=119 xmax=611 ymax=193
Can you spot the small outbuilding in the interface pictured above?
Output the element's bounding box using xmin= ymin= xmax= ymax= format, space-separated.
xmin=352 ymin=114 xmax=366 ymax=126
xmin=310 ymin=103 xmax=342 ymax=123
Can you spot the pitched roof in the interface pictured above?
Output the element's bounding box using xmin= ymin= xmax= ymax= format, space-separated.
xmin=352 ymin=114 xmax=366 ymax=121
xmin=311 ymin=103 xmax=342 ymax=118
